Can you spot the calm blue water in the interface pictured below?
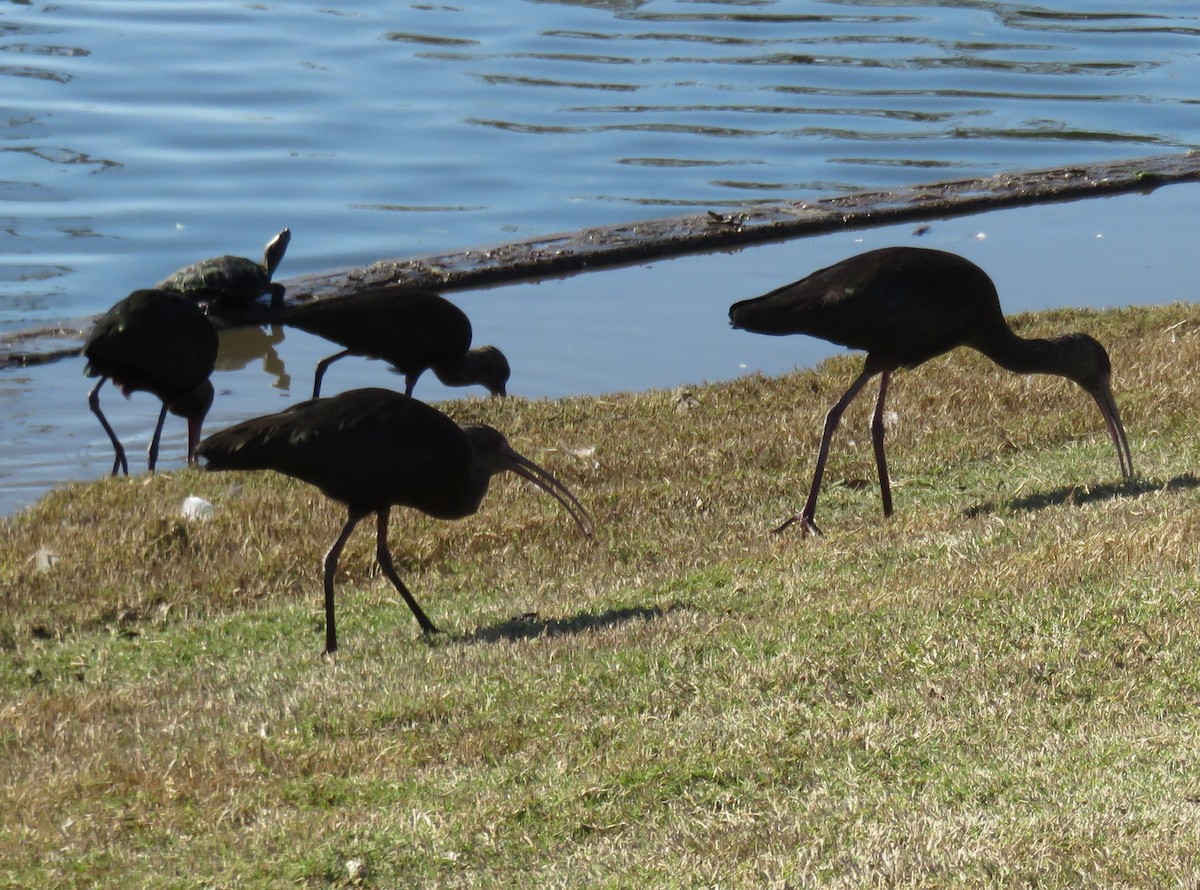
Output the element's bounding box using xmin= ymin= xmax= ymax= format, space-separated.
xmin=5 ymin=0 xmax=1200 ymax=331
xmin=2 ymin=0 xmax=1200 ymax=513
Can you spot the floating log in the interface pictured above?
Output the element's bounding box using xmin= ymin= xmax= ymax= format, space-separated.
xmin=4 ymin=151 xmax=1199 ymax=370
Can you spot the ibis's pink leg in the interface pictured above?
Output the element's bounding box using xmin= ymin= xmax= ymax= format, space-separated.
xmin=147 ymin=403 xmax=168 ymax=472
xmin=374 ymin=509 xmax=439 ymax=635
xmin=322 ymin=510 xmax=364 ymax=656
xmin=87 ymin=377 xmax=129 ymax=477
xmin=774 ymin=366 xmax=878 ymax=536
xmin=869 ymin=371 xmax=894 ymax=518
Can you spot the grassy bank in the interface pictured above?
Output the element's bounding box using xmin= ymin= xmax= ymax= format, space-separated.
xmin=3 ymin=301 xmax=1200 ymax=887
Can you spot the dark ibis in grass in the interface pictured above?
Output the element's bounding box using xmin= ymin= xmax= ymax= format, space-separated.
xmin=196 ymin=387 xmax=593 ymax=656
xmin=83 ymin=289 xmax=219 ymax=476
xmin=283 ymin=291 xmax=511 ymax=399
xmin=728 ymin=247 xmax=1134 ymax=535
xmin=157 ymin=228 xmax=290 ymax=309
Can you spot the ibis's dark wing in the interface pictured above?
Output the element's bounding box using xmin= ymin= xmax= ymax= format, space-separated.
xmin=197 ymin=387 xmax=473 ymax=516
xmin=728 ymin=247 xmax=1006 ymax=367
xmin=83 ymin=289 xmax=218 ymax=397
xmin=284 ymin=292 xmax=472 ymax=377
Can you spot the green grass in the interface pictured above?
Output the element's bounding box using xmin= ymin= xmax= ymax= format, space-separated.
xmin=4 ymin=302 xmax=1200 ymax=887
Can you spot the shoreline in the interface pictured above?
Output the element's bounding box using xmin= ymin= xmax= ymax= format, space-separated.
xmin=3 ymin=151 xmax=1199 ymax=372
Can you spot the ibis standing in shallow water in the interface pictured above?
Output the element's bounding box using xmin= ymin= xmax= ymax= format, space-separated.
xmin=283 ymin=291 xmax=511 ymax=399
xmin=728 ymin=246 xmax=1134 ymax=535
xmin=196 ymin=388 xmax=593 ymax=656
xmin=83 ymin=289 xmax=219 ymax=476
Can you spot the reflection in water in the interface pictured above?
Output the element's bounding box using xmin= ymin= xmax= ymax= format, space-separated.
xmin=0 ymin=263 xmax=71 ymax=285
xmin=0 ymin=65 xmax=72 ymax=84
xmin=217 ymin=325 xmax=290 ymax=391
xmin=383 ymin=31 xmax=480 ymax=47
xmin=0 ymin=34 xmax=88 ymax=87
xmin=3 ymin=145 xmax=121 ymax=171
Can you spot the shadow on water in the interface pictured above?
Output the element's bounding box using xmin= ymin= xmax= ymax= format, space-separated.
xmin=963 ymin=473 xmax=1200 ymax=518
xmin=462 ymin=603 xmax=681 ymax=645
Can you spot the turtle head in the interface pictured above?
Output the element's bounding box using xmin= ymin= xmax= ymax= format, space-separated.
xmin=263 ymin=228 xmax=291 ymax=276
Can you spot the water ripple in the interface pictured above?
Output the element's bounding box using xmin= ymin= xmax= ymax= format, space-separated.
xmin=1 ymin=146 xmax=122 ymax=172
xmin=0 ymin=43 xmax=89 ymax=58
xmin=383 ymin=30 xmax=480 ymax=47
xmin=0 ymin=65 xmax=72 ymax=84
xmin=2 ymin=0 xmax=1199 ymax=341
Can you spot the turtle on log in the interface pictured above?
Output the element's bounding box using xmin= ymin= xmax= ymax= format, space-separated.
xmin=158 ymin=228 xmax=291 ymax=309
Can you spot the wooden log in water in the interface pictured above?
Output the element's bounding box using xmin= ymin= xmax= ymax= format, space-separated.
xmin=4 ymin=151 xmax=1200 ymax=369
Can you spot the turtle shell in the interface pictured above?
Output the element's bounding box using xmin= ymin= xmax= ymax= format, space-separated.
xmin=157 ymin=255 xmax=270 ymax=305
xmin=157 ymin=228 xmax=290 ymax=308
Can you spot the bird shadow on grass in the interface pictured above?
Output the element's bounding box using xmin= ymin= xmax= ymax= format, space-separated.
xmin=963 ymin=472 xmax=1200 ymax=519
xmin=461 ymin=603 xmax=684 ymax=645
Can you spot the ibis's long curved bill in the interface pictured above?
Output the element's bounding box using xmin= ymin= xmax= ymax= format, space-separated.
xmin=1090 ymin=377 xmax=1134 ymax=480
xmin=503 ymin=446 xmax=595 ymax=537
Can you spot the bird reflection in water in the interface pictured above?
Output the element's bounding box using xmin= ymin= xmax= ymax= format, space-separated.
xmin=216 ymin=325 xmax=290 ymax=390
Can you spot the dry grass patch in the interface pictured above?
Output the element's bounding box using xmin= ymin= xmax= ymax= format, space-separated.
xmin=3 ymin=302 xmax=1200 ymax=886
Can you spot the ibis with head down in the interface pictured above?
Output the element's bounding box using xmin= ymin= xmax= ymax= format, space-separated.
xmin=196 ymin=387 xmax=593 ymax=656
xmin=83 ymin=288 xmax=219 ymax=476
xmin=284 ymin=291 xmax=511 ymax=400
xmin=729 ymin=247 xmax=1133 ymax=534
